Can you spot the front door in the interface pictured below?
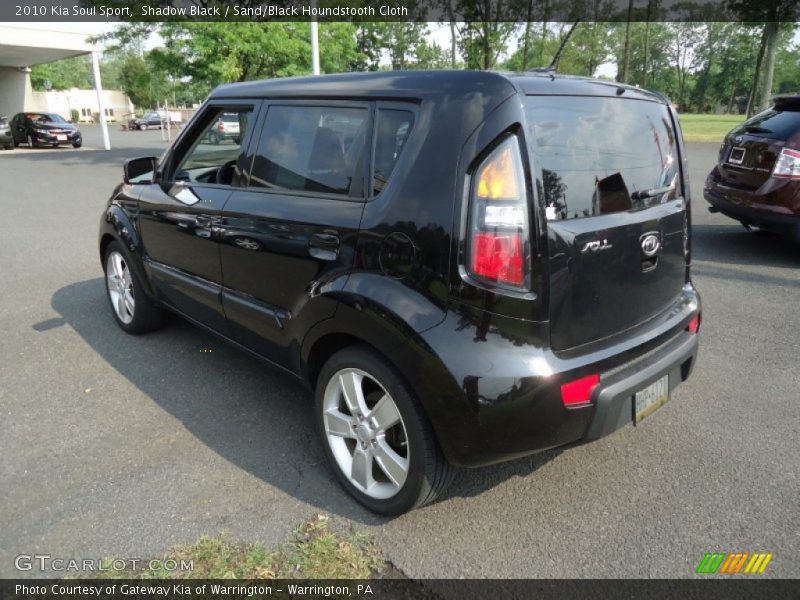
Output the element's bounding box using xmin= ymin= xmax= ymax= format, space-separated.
xmin=218 ymin=102 xmax=371 ymax=367
xmin=137 ymin=102 xmax=258 ymax=332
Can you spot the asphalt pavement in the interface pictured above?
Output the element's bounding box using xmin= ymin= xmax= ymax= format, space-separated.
xmin=0 ymin=125 xmax=797 ymax=579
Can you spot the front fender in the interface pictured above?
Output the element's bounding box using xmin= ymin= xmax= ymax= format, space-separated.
xmin=99 ymin=202 xmax=156 ymax=298
xmin=104 ymin=203 xmax=140 ymax=253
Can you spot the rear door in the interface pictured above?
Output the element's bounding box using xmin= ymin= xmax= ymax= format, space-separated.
xmin=525 ymin=95 xmax=688 ymax=351
xmin=218 ymin=101 xmax=370 ymax=367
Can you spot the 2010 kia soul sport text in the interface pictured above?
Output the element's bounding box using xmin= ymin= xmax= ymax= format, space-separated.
xmin=99 ymin=71 xmax=701 ymax=515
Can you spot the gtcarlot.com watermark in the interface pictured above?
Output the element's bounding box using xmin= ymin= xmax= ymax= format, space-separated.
xmin=15 ymin=554 xmax=194 ymax=573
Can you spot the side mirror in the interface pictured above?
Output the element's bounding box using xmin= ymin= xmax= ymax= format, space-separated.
xmin=124 ymin=156 xmax=157 ymax=184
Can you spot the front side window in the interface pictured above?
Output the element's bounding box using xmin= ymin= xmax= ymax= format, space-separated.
xmin=525 ymin=96 xmax=679 ymax=220
xmin=249 ymin=105 xmax=368 ymax=195
xmin=172 ymin=106 xmax=254 ymax=186
xmin=373 ymin=109 xmax=413 ymax=196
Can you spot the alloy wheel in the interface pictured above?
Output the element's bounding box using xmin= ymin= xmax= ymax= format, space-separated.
xmin=106 ymin=251 xmax=135 ymax=325
xmin=322 ymin=368 xmax=409 ymax=499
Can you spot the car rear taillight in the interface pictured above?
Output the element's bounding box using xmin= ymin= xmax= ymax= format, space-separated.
xmin=561 ymin=374 xmax=600 ymax=407
xmin=467 ymin=135 xmax=529 ymax=288
xmin=772 ymin=148 xmax=800 ymax=179
xmin=687 ymin=314 xmax=701 ymax=334
xmin=218 ymin=122 xmax=225 ymax=131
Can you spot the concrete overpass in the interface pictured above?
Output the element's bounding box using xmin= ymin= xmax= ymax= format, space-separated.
xmin=0 ymin=25 xmax=110 ymax=149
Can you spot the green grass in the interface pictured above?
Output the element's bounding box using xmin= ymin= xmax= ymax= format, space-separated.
xmin=678 ymin=113 xmax=745 ymax=143
xmin=93 ymin=514 xmax=389 ymax=579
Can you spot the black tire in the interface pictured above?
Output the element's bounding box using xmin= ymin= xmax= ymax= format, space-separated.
xmin=315 ymin=345 xmax=455 ymax=515
xmin=72 ymin=141 xmax=82 ymax=149
xmin=103 ymin=241 xmax=166 ymax=334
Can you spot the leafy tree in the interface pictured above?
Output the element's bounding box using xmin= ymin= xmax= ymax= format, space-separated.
xmin=356 ymin=23 xmax=448 ymax=70
xmin=506 ymin=22 xmax=615 ymax=76
xmin=115 ymin=52 xmax=171 ymax=109
xmin=31 ymin=56 xmax=93 ymax=90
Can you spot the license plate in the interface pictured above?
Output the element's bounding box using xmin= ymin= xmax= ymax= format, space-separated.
xmin=634 ymin=375 xmax=669 ymax=424
xmin=728 ymin=146 xmax=745 ymax=165
xmin=56 ymin=135 xmax=67 ymax=141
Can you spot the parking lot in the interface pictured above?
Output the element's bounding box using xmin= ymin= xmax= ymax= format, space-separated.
xmin=0 ymin=125 xmax=798 ymax=579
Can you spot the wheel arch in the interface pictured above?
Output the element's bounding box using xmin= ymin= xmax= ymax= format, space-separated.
xmin=99 ymin=205 xmax=156 ymax=298
xmin=300 ymin=298 xmax=462 ymax=464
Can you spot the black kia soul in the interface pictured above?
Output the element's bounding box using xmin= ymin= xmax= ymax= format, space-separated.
xmin=99 ymin=71 xmax=701 ymax=515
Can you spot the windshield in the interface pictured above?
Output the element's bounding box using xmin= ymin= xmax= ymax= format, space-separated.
xmin=27 ymin=113 xmax=66 ymax=123
xmin=525 ymin=96 xmax=680 ymax=220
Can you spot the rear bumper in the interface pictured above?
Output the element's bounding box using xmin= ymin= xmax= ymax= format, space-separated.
xmin=704 ymin=173 xmax=800 ymax=239
xmin=584 ymin=331 xmax=697 ymax=440
xmin=415 ymin=287 xmax=701 ymax=467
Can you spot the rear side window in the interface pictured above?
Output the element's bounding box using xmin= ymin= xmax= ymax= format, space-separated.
xmin=525 ymin=96 xmax=680 ymax=220
xmin=373 ymin=109 xmax=413 ymax=195
xmin=249 ymin=105 xmax=368 ymax=196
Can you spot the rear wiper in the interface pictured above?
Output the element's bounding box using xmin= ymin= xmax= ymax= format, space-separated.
xmin=744 ymin=125 xmax=772 ymax=134
xmin=631 ymin=185 xmax=674 ymax=201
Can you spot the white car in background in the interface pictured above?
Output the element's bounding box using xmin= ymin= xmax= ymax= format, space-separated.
xmin=207 ymin=112 xmax=241 ymax=144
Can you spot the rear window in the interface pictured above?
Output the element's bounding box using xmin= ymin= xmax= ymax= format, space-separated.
xmin=525 ymin=96 xmax=680 ymax=220
xmin=731 ymin=103 xmax=800 ymax=140
xmin=373 ymin=109 xmax=413 ymax=196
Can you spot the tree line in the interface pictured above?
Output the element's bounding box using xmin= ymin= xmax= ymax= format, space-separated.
xmin=31 ymin=20 xmax=799 ymax=117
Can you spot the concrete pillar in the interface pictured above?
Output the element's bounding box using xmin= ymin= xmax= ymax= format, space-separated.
xmin=0 ymin=67 xmax=29 ymax=116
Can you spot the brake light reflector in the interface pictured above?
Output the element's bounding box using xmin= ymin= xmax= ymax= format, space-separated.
xmin=472 ymin=232 xmax=524 ymax=285
xmin=467 ymin=136 xmax=529 ymax=288
xmin=561 ymin=374 xmax=600 ymax=407
xmin=688 ymin=314 xmax=701 ymax=334
xmin=772 ymin=147 xmax=800 ymax=179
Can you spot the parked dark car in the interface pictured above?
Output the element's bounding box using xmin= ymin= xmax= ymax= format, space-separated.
xmin=99 ymin=71 xmax=701 ymax=515
xmin=10 ymin=112 xmax=82 ymax=148
xmin=0 ymin=115 xmax=12 ymax=150
xmin=129 ymin=112 xmax=163 ymax=130
xmin=704 ymin=95 xmax=800 ymax=240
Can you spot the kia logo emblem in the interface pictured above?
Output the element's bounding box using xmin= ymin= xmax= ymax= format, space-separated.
xmin=640 ymin=233 xmax=661 ymax=257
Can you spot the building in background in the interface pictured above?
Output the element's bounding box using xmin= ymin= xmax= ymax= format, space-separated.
xmin=28 ymin=89 xmax=135 ymax=123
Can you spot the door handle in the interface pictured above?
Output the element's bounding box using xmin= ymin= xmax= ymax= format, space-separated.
xmin=309 ymin=233 xmax=340 ymax=248
xmin=309 ymin=233 xmax=340 ymax=261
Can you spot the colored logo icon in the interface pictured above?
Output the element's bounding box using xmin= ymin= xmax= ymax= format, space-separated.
xmin=696 ymin=552 xmax=773 ymax=574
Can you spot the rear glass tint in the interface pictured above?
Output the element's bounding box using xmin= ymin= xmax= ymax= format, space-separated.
xmin=731 ymin=104 xmax=800 ymax=140
xmin=249 ymin=105 xmax=368 ymax=196
xmin=373 ymin=109 xmax=413 ymax=195
xmin=525 ymin=96 xmax=680 ymax=220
